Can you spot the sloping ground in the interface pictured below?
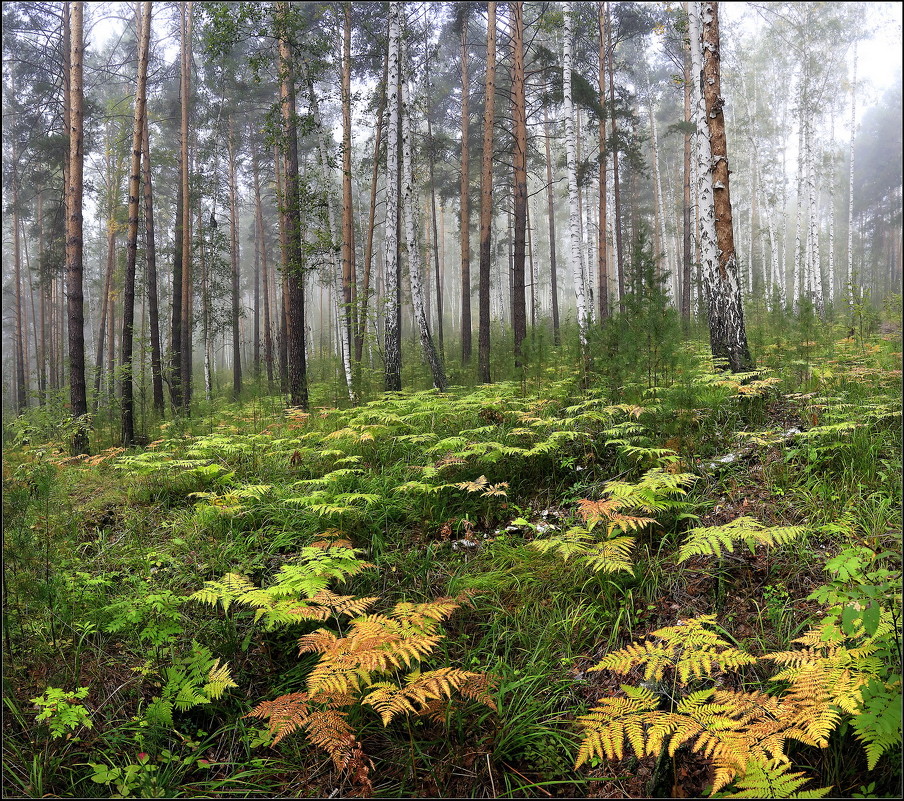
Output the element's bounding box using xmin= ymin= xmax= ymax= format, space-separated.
xmin=2 ymin=337 xmax=901 ymax=798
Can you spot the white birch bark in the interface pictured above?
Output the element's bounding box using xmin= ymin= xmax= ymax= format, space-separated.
xmin=647 ymin=81 xmax=672 ymax=302
xmin=563 ymin=1 xmax=588 ymax=347
xmin=806 ymin=115 xmax=822 ymax=314
xmin=688 ymin=1 xmax=717 ymax=313
xmin=400 ymin=47 xmax=447 ymax=391
xmin=792 ymin=74 xmax=806 ymax=306
xmin=847 ymin=42 xmax=857 ymax=308
xmin=383 ymin=2 xmax=401 ymax=389
xmin=314 ymin=125 xmax=355 ymax=402
xmin=827 ymin=111 xmax=836 ymax=303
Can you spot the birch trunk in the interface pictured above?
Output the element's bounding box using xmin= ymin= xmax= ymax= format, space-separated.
xmin=228 ymin=115 xmax=242 ymax=397
xmin=847 ymin=43 xmax=857 ymax=309
xmin=543 ymin=108 xmax=561 ymax=344
xmin=179 ymin=2 xmax=193 ymax=410
xmin=313 ymin=99 xmax=355 ymax=402
xmin=697 ymin=1 xmax=752 ymax=372
xmin=401 ymin=73 xmax=447 ymax=390
xmin=383 ymin=1 xmax=402 ymax=391
xmin=563 ymin=2 xmax=588 ymax=352
xmin=597 ymin=1 xmax=609 ymax=321
xmin=647 ymin=79 xmax=671 ymax=302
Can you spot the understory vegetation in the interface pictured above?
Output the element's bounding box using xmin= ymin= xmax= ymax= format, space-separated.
xmin=3 ymin=308 xmax=901 ymax=799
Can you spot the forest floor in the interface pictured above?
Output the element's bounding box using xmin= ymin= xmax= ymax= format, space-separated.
xmin=2 ymin=323 xmax=902 ymax=799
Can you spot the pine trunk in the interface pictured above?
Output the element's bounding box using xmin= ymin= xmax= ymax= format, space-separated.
xmin=511 ymin=0 xmax=527 ymax=363
xmin=120 ymin=1 xmax=151 ymax=446
xmin=277 ymin=2 xmax=309 ymax=408
xmin=477 ymin=0 xmax=496 ymax=383
xmin=66 ymin=1 xmax=89 ymax=454
xmin=459 ymin=16 xmax=472 ymax=362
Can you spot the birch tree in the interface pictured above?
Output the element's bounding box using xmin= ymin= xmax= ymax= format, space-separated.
xmin=563 ymin=1 xmax=589 ymax=353
xmin=691 ymin=1 xmax=752 ymax=372
xmin=400 ymin=51 xmax=447 ymax=391
xmin=383 ymin=0 xmax=402 ymax=391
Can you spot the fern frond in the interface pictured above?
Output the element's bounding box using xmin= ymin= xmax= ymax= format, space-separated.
xmin=579 ymin=535 xmax=636 ymax=574
xmin=575 ymin=684 xmax=659 ymax=765
xmin=678 ymin=517 xmax=807 ymax=563
xmin=589 ymin=616 xmax=756 ymax=684
xmin=722 ymin=759 xmax=831 ymax=798
xmin=203 ymin=659 xmax=238 ymax=699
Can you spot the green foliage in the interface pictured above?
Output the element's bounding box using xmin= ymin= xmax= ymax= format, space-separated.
xmin=142 ymin=643 xmax=237 ymax=727
xmin=677 ymin=517 xmax=808 ymax=562
xmin=189 ymin=544 xmax=374 ymax=630
xmin=31 ymin=687 xmax=92 ymax=739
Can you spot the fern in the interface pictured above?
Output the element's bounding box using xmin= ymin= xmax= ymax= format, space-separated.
xmin=678 ymin=517 xmax=807 ymax=563
xmin=247 ymin=596 xmax=495 ymax=786
xmin=589 ymin=616 xmax=757 ymax=685
xmin=722 ymin=759 xmax=831 ymax=798
xmin=189 ymin=546 xmax=373 ymax=630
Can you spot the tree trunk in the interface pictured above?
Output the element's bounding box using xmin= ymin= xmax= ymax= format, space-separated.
xmin=459 ymin=14 xmax=473 ymax=363
xmin=511 ymin=0 xmax=527 ymax=363
xmin=13 ymin=154 xmax=26 ymax=413
xmin=277 ymin=2 xmax=309 ymax=409
xmin=564 ymin=2 xmax=589 ymax=354
xmin=400 ymin=67 xmax=447 ymax=391
xmin=252 ymin=152 xmax=274 ymax=387
xmin=383 ymin=2 xmax=403 ymax=391
xmin=356 ymin=47 xmax=387 ymax=364
xmin=607 ymin=2 xmax=624 ymax=311
xmin=120 ymin=1 xmax=151 ymax=447
xmin=200 ymin=209 xmax=212 ymax=400
xmin=66 ymin=1 xmax=89 ymax=454
xmin=141 ymin=110 xmax=165 ymax=414
xmin=543 ymin=108 xmax=561 ymax=345
xmin=273 ymin=144 xmax=289 ymax=392
xmin=179 ymin=1 xmax=193 ymax=411
xmin=477 ymin=0 xmax=496 ymax=384
xmin=698 ymin=1 xmax=752 ymax=372
xmin=312 ymin=90 xmax=355 ymax=403
xmin=340 ymin=2 xmax=357 ymax=364
xmin=228 ymin=115 xmax=242 ymax=398
xmin=847 ymin=42 xmax=857 ymax=309
xmin=597 ymin=2 xmax=609 ymax=322
xmin=681 ymin=26 xmax=692 ymax=322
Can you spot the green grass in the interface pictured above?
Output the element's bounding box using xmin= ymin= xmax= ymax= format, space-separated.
xmin=2 ymin=312 xmax=901 ymax=798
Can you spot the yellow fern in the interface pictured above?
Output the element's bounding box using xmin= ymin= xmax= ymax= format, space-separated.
xmin=575 ymin=684 xmax=659 ymax=765
xmin=589 ymin=615 xmax=757 ymax=684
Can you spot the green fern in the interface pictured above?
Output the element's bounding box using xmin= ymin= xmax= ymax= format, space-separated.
xmin=677 ymin=517 xmax=807 ymax=563
xmin=722 ymin=759 xmax=831 ymax=799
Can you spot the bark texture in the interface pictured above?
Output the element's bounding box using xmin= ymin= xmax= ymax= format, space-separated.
xmin=698 ymin=1 xmax=753 ymax=372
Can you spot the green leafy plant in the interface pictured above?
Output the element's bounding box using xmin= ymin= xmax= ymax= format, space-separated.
xmin=31 ymin=686 xmax=92 ymax=739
